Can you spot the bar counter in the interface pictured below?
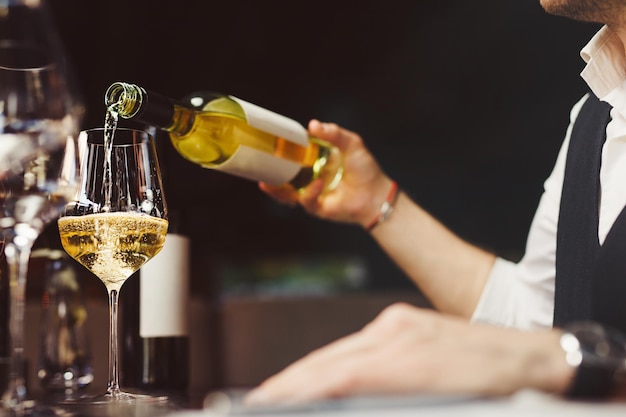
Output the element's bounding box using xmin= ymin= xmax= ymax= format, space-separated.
xmin=174 ymin=389 xmax=626 ymax=417
xmin=19 ymin=389 xmax=626 ymax=417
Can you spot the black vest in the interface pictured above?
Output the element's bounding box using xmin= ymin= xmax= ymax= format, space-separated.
xmin=554 ymin=93 xmax=626 ymax=334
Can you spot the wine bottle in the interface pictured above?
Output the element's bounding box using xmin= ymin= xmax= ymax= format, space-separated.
xmin=104 ymin=82 xmax=343 ymax=191
xmin=121 ymin=225 xmax=190 ymax=394
xmin=35 ymin=249 xmax=93 ymax=392
xmin=0 ymin=256 xmax=9 ymax=395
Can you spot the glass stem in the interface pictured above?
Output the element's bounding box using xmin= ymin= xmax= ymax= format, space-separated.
xmin=2 ymin=240 xmax=33 ymax=412
xmin=106 ymin=288 xmax=121 ymax=398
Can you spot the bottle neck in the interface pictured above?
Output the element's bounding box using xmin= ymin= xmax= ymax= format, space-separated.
xmin=169 ymin=104 xmax=195 ymax=136
xmin=106 ymin=82 xmax=190 ymax=132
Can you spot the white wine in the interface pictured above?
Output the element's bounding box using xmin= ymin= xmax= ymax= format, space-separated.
xmin=58 ymin=212 xmax=169 ymax=291
xmin=104 ymin=82 xmax=343 ymax=190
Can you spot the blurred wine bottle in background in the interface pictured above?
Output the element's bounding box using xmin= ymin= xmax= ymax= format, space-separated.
xmin=35 ymin=249 xmax=93 ymax=393
xmin=0 ymin=255 xmax=8 ymax=395
xmin=121 ymin=211 xmax=190 ymax=395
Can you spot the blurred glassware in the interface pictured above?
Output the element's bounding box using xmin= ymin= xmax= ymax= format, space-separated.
xmin=0 ymin=0 xmax=84 ymax=413
xmin=34 ymin=249 xmax=93 ymax=395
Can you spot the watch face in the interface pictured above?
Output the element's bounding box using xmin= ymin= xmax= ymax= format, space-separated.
xmin=567 ymin=322 xmax=626 ymax=369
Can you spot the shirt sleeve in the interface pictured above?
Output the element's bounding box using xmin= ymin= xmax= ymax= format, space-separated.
xmin=470 ymin=95 xmax=588 ymax=330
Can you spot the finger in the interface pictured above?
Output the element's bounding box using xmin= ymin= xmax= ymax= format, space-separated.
xmin=246 ymin=329 xmax=382 ymax=406
xmin=308 ymin=119 xmax=359 ymax=153
xmin=259 ymin=182 xmax=298 ymax=207
xmin=298 ymin=179 xmax=324 ymax=212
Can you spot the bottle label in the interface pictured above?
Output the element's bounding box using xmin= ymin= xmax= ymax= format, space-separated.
xmin=214 ymin=146 xmax=301 ymax=185
xmin=229 ymin=96 xmax=308 ymax=147
xmin=140 ymin=233 xmax=190 ymax=337
xmin=209 ymin=96 xmax=305 ymax=185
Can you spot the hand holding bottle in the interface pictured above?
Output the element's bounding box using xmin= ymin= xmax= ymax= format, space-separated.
xmin=259 ymin=120 xmax=397 ymax=230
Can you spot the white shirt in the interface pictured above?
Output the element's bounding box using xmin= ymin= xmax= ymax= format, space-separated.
xmin=471 ymin=26 xmax=626 ymax=330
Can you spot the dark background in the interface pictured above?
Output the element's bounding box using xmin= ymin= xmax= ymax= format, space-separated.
xmin=42 ymin=0 xmax=600 ymax=295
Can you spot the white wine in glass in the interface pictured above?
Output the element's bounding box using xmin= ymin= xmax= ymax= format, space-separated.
xmin=58 ymin=128 xmax=169 ymax=404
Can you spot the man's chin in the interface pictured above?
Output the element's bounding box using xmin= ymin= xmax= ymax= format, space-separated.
xmin=539 ymin=0 xmax=616 ymax=25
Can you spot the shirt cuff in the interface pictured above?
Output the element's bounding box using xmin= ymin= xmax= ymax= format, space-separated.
xmin=470 ymin=257 xmax=518 ymax=327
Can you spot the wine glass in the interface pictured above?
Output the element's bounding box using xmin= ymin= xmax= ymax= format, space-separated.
xmin=0 ymin=13 xmax=83 ymax=417
xmin=58 ymin=128 xmax=168 ymax=404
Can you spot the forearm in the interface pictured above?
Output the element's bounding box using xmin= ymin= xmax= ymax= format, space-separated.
xmin=262 ymin=120 xmax=496 ymax=317
xmin=369 ymin=191 xmax=496 ymax=318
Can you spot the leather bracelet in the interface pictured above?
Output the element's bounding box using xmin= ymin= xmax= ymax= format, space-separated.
xmin=365 ymin=181 xmax=399 ymax=232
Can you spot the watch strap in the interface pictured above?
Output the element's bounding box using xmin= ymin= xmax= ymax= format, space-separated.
xmin=561 ymin=323 xmax=622 ymax=398
xmin=565 ymin=363 xmax=614 ymax=398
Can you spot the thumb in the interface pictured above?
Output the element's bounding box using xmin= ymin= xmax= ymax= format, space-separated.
xmin=308 ymin=119 xmax=358 ymax=153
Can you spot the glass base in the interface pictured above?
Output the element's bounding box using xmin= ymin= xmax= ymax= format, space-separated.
xmin=59 ymin=390 xmax=168 ymax=405
xmin=55 ymin=390 xmax=173 ymax=417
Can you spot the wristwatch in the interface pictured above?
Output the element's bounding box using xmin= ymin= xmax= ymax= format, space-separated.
xmin=560 ymin=321 xmax=626 ymax=398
